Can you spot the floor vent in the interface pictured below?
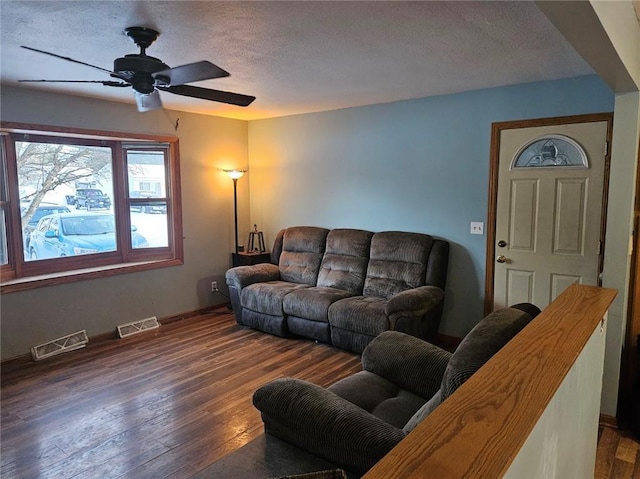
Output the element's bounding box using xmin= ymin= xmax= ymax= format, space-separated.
xmin=117 ymin=316 xmax=159 ymax=338
xmin=31 ymin=330 xmax=89 ymax=361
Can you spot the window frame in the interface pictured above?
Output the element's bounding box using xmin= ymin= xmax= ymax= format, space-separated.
xmin=0 ymin=122 xmax=183 ymax=293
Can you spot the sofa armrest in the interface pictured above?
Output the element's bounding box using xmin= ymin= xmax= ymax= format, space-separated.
xmin=225 ymin=263 xmax=280 ymax=291
xmin=253 ymin=378 xmax=406 ymax=473
xmin=385 ymin=285 xmax=444 ymax=320
xmin=362 ymin=331 xmax=452 ymax=399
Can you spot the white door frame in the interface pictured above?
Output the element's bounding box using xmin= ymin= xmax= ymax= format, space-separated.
xmin=484 ymin=113 xmax=613 ymax=315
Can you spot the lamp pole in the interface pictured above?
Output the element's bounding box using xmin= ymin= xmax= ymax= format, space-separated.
xmin=224 ymin=169 xmax=246 ymax=266
xmin=232 ymin=177 xmax=239 ymax=256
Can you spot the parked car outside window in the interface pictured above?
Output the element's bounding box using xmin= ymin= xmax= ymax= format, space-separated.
xmin=129 ymin=190 xmax=167 ymax=214
xmin=73 ymin=189 xmax=112 ymax=210
xmin=28 ymin=212 xmax=148 ymax=260
xmin=21 ymin=203 xmax=71 ymax=253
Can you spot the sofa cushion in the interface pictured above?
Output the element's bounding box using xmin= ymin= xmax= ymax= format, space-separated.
xmin=402 ymin=388 xmax=443 ymax=433
xmin=242 ymin=281 xmax=311 ymax=316
xmin=403 ymin=305 xmax=539 ymax=433
xmin=253 ymin=377 xmax=406 ymax=474
xmin=329 ymin=371 xmax=426 ymax=429
xmin=328 ymin=296 xmax=390 ymax=336
xmin=283 ymin=286 xmax=355 ymax=322
xmin=364 ymin=232 xmax=433 ymax=299
xmin=316 ymin=228 xmax=373 ymax=294
xmin=441 ymin=306 xmax=537 ymax=400
xmin=279 ymin=227 xmax=329 ymax=284
xmin=242 ymin=310 xmax=290 ymax=337
xmin=287 ymin=316 xmax=332 ymax=343
xmin=362 ymin=331 xmax=451 ymax=399
xmin=225 ymin=262 xmax=280 ymax=292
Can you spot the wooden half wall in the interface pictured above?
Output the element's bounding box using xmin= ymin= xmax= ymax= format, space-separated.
xmin=364 ymin=284 xmax=617 ymax=479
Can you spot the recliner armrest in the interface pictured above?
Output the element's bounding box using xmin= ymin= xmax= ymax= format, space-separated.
xmin=253 ymin=378 xmax=405 ymax=473
xmin=225 ymin=263 xmax=280 ymax=291
xmin=385 ymin=285 xmax=444 ymax=320
xmin=362 ymin=331 xmax=452 ymax=399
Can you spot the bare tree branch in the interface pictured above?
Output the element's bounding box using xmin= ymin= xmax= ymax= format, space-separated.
xmin=17 ymin=141 xmax=112 ymax=225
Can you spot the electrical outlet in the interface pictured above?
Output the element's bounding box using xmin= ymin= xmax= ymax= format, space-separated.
xmin=211 ymin=281 xmax=218 ymax=292
xmin=470 ymin=222 xmax=484 ymax=235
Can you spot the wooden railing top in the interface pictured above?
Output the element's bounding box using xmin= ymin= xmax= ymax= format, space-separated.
xmin=364 ymin=284 xmax=617 ymax=479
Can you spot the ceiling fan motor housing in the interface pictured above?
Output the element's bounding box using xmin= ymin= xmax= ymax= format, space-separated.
xmin=113 ymin=55 xmax=169 ymax=94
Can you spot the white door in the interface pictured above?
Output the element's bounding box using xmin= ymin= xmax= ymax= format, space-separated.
xmin=493 ymin=120 xmax=608 ymax=310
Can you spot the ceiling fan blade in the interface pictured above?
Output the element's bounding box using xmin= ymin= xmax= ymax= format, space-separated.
xmin=159 ymin=85 xmax=255 ymax=107
xmin=18 ymin=79 xmax=130 ymax=87
xmin=153 ymin=61 xmax=230 ymax=87
xmin=134 ymin=90 xmax=163 ymax=112
xmin=21 ymin=46 xmax=114 ymax=74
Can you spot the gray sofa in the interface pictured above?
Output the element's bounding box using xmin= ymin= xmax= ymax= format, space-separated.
xmin=225 ymin=226 xmax=449 ymax=353
xmin=253 ymin=303 xmax=541 ymax=474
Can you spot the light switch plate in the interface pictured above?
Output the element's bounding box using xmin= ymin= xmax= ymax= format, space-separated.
xmin=470 ymin=222 xmax=484 ymax=235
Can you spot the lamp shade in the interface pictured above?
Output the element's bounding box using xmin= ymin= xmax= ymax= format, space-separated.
xmin=225 ymin=169 xmax=246 ymax=180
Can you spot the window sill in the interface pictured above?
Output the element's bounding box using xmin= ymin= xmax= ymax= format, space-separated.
xmin=0 ymin=258 xmax=183 ymax=294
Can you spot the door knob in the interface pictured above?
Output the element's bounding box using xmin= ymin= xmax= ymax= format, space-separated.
xmin=498 ymin=240 xmax=508 ymax=248
xmin=496 ymin=255 xmax=507 ymax=263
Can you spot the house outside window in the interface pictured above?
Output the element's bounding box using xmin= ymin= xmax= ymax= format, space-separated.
xmin=0 ymin=123 xmax=183 ymax=291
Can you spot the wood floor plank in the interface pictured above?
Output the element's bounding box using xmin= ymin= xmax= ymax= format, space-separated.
xmin=596 ymin=425 xmax=619 ymax=478
xmin=610 ymin=459 xmax=635 ymax=479
xmin=616 ymin=435 xmax=639 ymax=464
xmin=596 ymin=426 xmax=640 ymax=479
xmin=634 ymin=448 xmax=640 ymax=479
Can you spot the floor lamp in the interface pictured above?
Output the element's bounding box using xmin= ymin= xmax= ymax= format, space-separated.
xmin=224 ymin=169 xmax=246 ymax=262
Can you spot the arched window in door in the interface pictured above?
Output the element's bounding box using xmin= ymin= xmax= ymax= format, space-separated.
xmin=512 ymin=134 xmax=588 ymax=169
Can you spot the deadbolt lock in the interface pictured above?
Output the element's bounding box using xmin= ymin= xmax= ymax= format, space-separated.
xmin=498 ymin=240 xmax=507 ymax=248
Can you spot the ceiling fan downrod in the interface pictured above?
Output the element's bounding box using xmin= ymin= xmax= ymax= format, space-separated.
xmin=123 ymin=26 xmax=160 ymax=54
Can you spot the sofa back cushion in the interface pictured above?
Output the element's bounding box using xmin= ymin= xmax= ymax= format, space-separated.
xmin=425 ymin=239 xmax=450 ymax=290
xmin=440 ymin=304 xmax=540 ymax=400
xmin=317 ymin=229 xmax=374 ymax=294
xmin=363 ymin=231 xmax=433 ymax=299
xmin=279 ymin=226 xmax=330 ymax=285
xmin=403 ymin=303 xmax=540 ymax=433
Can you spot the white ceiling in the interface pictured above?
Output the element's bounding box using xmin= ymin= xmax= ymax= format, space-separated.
xmin=0 ymin=1 xmax=593 ymax=121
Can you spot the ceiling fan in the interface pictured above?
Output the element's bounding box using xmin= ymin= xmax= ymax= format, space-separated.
xmin=19 ymin=26 xmax=255 ymax=112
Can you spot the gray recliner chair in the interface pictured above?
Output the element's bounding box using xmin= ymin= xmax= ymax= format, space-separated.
xmin=253 ymin=303 xmax=540 ymax=474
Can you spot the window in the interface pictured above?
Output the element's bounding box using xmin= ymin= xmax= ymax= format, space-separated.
xmin=512 ymin=134 xmax=589 ymax=169
xmin=125 ymin=147 xmax=170 ymax=247
xmin=0 ymin=123 xmax=183 ymax=291
xmin=0 ymin=140 xmax=9 ymax=266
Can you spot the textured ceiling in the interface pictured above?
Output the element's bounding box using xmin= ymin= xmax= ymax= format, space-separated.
xmin=0 ymin=1 xmax=593 ymax=120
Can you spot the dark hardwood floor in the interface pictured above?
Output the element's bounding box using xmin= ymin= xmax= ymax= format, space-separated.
xmin=596 ymin=426 xmax=640 ymax=479
xmin=2 ymin=308 xmax=639 ymax=478
xmin=1 ymin=309 xmax=362 ymax=479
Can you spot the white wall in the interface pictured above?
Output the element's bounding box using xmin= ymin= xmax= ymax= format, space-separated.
xmin=601 ymin=92 xmax=640 ymax=415
xmin=0 ymin=86 xmax=249 ymax=360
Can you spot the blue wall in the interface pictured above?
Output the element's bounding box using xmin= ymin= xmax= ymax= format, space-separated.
xmin=248 ymin=75 xmax=614 ymax=336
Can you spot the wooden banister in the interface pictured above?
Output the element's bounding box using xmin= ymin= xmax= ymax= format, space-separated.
xmin=363 ymin=284 xmax=617 ymax=479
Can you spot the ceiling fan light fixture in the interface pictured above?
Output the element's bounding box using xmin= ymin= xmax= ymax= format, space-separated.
xmin=134 ymin=90 xmax=162 ymax=112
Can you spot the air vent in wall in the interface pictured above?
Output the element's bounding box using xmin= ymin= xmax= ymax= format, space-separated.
xmin=117 ymin=316 xmax=159 ymax=338
xmin=31 ymin=330 xmax=89 ymax=361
